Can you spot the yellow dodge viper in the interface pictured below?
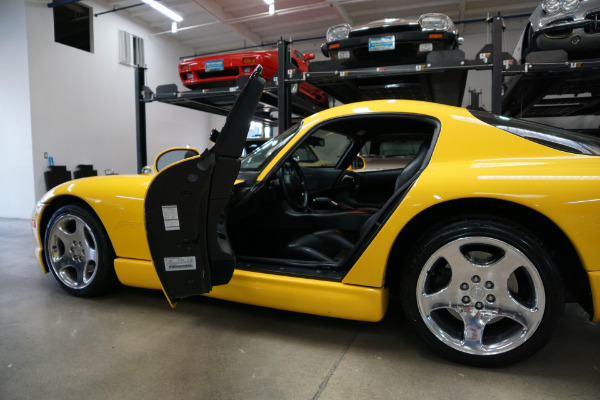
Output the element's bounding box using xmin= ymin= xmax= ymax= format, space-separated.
xmin=31 ymin=67 xmax=600 ymax=367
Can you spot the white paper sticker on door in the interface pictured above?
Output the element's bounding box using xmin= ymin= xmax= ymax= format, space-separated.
xmin=161 ymin=205 xmax=180 ymax=231
xmin=164 ymin=256 xmax=196 ymax=271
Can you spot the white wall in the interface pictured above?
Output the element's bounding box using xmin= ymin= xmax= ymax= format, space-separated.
xmin=0 ymin=0 xmax=36 ymax=219
xmin=24 ymin=0 xmax=218 ymax=202
xmin=2 ymin=3 xmax=597 ymax=219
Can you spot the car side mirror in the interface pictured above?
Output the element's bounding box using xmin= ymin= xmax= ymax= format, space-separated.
xmin=303 ymin=52 xmax=316 ymax=61
xmin=155 ymin=148 xmax=199 ymax=172
xmin=348 ymin=155 xmax=365 ymax=171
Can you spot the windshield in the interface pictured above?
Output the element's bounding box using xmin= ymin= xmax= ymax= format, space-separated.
xmin=240 ymin=122 xmax=302 ymax=171
xmin=470 ymin=110 xmax=600 ymax=156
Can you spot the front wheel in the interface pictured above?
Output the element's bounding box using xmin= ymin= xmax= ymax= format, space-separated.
xmin=44 ymin=204 xmax=117 ymax=297
xmin=401 ymin=216 xmax=564 ymax=367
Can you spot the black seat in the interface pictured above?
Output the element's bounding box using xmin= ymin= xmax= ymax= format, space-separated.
xmin=285 ymin=229 xmax=355 ymax=262
xmin=284 ymin=143 xmax=430 ymax=262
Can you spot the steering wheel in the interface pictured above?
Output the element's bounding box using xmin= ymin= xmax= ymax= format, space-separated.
xmin=278 ymin=159 xmax=308 ymax=212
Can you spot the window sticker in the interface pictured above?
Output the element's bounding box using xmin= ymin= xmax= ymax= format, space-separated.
xmin=164 ymin=256 xmax=196 ymax=272
xmin=161 ymin=205 xmax=180 ymax=231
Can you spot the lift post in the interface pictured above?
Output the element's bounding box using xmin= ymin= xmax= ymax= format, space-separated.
xmin=277 ymin=39 xmax=292 ymax=134
xmin=134 ymin=66 xmax=147 ymax=173
xmin=490 ymin=14 xmax=504 ymax=115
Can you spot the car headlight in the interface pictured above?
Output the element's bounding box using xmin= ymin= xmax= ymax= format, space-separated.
xmin=561 ymin=0 xmax=579 ymax=12
xmin=419 ymin=13 xmax=451 ymax=31
xmin=542 ymin=0 xmax=561 ymax=14
xmin=326 ymin=24 xmax=351 ymax=42
xmin=542 ymin=0 xmax=579 ymax=15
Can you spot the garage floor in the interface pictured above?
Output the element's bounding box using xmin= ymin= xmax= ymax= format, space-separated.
xmin=1 ymin=217 xmax=599 ymax=400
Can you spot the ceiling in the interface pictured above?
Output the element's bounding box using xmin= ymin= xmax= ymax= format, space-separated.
xmin=106 ymin=0 xmax=541 ymax=57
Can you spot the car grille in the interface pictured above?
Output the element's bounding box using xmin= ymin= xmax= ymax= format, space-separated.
xmin=544 ymin=17 xmax=575 ymax=38
xmin=349 ymin=42 xmax=423 ymax=63
xmin=349 ymin=25 xmax=419 ymax=38
xmin=196 ymin=68 xmax=239 ymax=80
xmin=584 ymin=10 xmax=600 ymax=34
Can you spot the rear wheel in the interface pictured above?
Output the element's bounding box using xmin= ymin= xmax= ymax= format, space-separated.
xmin=44 ymin=205 xmax=117 ymax=297
xmin=401 ymin=216 xmax=564 ymax=367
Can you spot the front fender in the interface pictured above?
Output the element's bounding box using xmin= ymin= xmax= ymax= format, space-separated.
xmin=35 ymin=175 xmax=153 ymax=261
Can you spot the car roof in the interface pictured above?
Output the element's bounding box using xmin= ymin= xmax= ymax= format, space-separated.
xmin=304 ymin=99 xmax=472 ymax=126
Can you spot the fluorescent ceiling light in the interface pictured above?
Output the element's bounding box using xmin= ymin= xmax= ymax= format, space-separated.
xmin=171 ymin=21 xmax=178 ymax=33
xmin=263 ymin=0 xmax=274 ymax=14
xmin=141 ymin=0 xmax=183 ymax=22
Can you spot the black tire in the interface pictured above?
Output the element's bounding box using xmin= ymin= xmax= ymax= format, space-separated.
xmin=401 ymin=215 xmax=564 ymax=367
xmin=44 ymin=204 xmax=117 ymax=297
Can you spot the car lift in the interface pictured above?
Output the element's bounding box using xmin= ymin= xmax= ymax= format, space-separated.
xmin=135 ymin=14 xmax=600 ymax=172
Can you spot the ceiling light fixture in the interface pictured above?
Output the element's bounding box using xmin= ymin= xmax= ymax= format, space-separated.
xmin=171 ymin=21 xmax=178 ymax=33
xmin=141 ymin=0 xmax=183 ymax=22
xmin=263 ymin=0 xmax=275 ymax=15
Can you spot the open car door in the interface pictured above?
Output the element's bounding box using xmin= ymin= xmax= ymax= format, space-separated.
xmin=145 ymin=66 xmax=266 ymax=305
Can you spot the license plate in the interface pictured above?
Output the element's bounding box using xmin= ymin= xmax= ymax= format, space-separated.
xmin=369 ymin=36 xmax=395 ymax=52
xmin=205 ymin=59 xmax=224 ymax=72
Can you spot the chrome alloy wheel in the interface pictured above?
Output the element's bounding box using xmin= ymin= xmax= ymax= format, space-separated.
xmin=416 ymin=236 xmax=545 ymax=356
xmin=47 ymin=213 xmax=99 ymax=290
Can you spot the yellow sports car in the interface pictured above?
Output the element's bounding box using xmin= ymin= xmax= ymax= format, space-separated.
xmin=31 ymin=67 xmax=600 ymax=367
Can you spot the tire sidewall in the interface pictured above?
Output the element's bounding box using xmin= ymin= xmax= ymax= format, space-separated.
xmin=401 ymin=215 xmax=564 ymax=367
xmin=44 ymin=204 xmax=116 ymax=297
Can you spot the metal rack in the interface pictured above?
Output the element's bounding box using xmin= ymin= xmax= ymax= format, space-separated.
xmin=249 ymin=14 xmax=508 ymax=132
xmin=502 ymin=55 xmax=600 ymax=118
xmin=135 ymin=14 xmax=600 ymax=171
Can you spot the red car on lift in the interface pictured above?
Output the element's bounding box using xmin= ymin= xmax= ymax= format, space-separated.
xmin=178 ymin=49 xmax=327 ymax=106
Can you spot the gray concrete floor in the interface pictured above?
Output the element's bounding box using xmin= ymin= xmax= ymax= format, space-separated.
xmin=1 ymin=217 xmax=599 ymax=400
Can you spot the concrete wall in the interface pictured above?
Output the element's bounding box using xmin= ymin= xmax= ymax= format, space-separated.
xmin=24 ymin=0 xmax=220 ymax=204
xmin=0 ymin=0 xmax=36 ymax=219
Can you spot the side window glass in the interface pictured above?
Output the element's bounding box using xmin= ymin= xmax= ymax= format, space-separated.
xmin=359 ymin=139 xmax=424 ymax=172
xmin=293 ymin=129 xmax=352 ymax=168
xmin=293 ymin=146 xmax=319 ymax=163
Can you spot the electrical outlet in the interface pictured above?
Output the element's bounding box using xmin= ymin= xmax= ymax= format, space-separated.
xmin=44 ymin=152 xmax=48 ymax=159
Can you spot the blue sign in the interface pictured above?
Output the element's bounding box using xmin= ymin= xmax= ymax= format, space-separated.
xmin=369 ymin=36 xmax=395 ymax=52
xmin=205 ymin=59 xmax=224 ymax=72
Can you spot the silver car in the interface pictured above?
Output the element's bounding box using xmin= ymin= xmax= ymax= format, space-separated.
xmin=514 ymin=0 xmax=600 ymax=62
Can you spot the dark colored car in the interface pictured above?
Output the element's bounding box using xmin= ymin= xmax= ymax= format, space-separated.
xmin=513 ymin=0 xmax=600 ymax=62
xmin=321 ymin=14 xmax=461 ymax=67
